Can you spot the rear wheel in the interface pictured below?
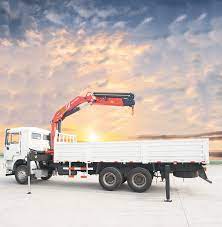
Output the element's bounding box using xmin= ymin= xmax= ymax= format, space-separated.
xmin=127 ymin=167 xmax=152 ymax=193
xmin=99 ymin=167 xmax=123 ymax=191
xmin=15 ymin=165 xmax=28 ymax=185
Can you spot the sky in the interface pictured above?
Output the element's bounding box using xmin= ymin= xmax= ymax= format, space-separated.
xmin=0 ymin=0 xmax=222 ymax=148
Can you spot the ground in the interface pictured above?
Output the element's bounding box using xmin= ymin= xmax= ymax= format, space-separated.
xmin=0 ymin=158 xmax=222 ymax=227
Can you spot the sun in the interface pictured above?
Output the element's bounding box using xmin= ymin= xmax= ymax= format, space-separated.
xmin=88 ymin=132 xmax=99 ymax=142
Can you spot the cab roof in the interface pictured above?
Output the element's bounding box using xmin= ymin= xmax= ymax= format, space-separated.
xmin=8 ymin=127 xmax=50 ymax=134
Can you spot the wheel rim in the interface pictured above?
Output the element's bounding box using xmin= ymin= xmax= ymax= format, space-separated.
xmin=132 ymin=173 xmax=146 ymax=188
xmin=103 ymin=172 xmax=117 ymax=186
xmin=17 ymin=169 xmax=27 ymax=182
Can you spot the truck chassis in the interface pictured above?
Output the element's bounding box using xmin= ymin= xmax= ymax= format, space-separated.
xmin=22 ymin=149 xmax=211 ymax=202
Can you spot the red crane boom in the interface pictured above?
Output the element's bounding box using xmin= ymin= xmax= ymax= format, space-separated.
xmin=49 ymin=92 xmax=135 ymax=151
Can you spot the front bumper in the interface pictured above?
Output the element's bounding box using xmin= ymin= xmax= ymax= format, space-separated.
xmin=3 ymin=160 xmax=14 ymax=176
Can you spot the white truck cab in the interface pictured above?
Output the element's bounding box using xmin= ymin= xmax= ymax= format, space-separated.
xmin=3 ymin=127 xmax=50 ymax=176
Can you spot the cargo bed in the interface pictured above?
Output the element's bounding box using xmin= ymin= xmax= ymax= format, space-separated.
xmin=54 ymin=134 xmax=209 ymax=164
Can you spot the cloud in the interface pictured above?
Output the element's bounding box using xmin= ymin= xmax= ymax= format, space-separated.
xmin=169 ymin=14 xmax=188 ymax=34
xmin=197 ymin=13 xmax=207 ymax=21
xmin=96 ymin=8 xmax=118 ymax=18
xmin=95 ymin=21 xmax=108 ymax=29
xmin=45 ymin=11 xmax=64 ymax=25
xmin=141 ymin=17 xmax=153 ymax=25
xmin=68 ymin=2 xmax=118 ymax=19
xmin=0 ymin=38 xmax=12 ymax=47
xmin=113 ymin=21 xmax=126 ymax=29
xmin=174 ymin=14 xmax=187 ymax=23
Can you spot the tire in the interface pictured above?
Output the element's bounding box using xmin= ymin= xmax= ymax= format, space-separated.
xmin=41 ymin=171 xmax=53 ymax=180
xmin=15 ymin=165 xmax=28 ymax=185
xmin=127 ymin=167 xmax=152 ymax=193
xmin=99 ymin=167 xmax=123 ymax=191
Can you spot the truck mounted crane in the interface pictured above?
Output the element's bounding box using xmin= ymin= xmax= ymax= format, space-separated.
xmin=3 ymin=91 xmax=211 ymax=202
xmin=49 ymin=92 xmax=135 ymax=151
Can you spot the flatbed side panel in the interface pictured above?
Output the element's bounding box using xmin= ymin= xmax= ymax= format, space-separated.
xmin=141 ymin=139 xmax=209 ymax=163
xmin=54 ymin=139 xmax=209 ymax=163
xmin=54 ymin=142 xmax=142 ymax=162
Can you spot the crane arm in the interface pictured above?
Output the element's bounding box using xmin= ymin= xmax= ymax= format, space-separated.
xmin=50 ymin=92 xmax=135 ymax=149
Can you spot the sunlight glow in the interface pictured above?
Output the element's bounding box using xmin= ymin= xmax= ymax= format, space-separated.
xmin=88 ymin=132 xmax=99 ymax=142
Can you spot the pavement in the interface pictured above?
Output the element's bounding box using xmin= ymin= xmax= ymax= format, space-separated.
xmin=0 ymin=157 xmax=222 ymax=227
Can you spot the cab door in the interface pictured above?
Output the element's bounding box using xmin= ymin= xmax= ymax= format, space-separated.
xmin=4 ymin=130 xmax=21 ymax=161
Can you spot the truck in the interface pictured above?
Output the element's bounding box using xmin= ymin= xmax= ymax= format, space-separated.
xmin=3 ymin=92 xmax=211 ymax=201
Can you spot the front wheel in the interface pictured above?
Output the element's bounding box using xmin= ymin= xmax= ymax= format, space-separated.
xmin=15 ymin=165 xmax=28 ymax=184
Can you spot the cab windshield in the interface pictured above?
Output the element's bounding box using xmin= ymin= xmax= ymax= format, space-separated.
xmin=5 ymin=130 xmax=20 ymax=145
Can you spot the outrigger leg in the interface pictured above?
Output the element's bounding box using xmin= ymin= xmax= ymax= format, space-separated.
xmin=27 ymin=152 xmax=31 ymax=194
xmin=164 ymin=165 xmax=172 ymax=202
